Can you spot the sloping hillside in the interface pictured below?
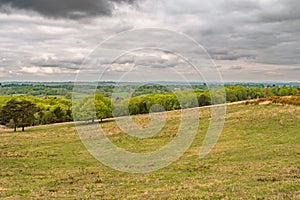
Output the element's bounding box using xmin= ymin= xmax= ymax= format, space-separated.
xmin=0 ymin=104 xmax=299 ymax=199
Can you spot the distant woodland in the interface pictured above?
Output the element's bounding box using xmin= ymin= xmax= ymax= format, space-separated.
xmin=0 ymin=83 xmax=299 ymax=131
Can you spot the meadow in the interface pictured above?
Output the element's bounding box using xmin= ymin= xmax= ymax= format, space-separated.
xmin=0 ymin=103 xmax=299 ymax=199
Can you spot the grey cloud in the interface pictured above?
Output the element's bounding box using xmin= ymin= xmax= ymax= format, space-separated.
xmin=184 ymin=0 xmax=300 ymax=67
xmin=208 ymin=48 xmax=256 ymax=61
xmin=112 ymin=50 xmax=183 ymax=69
xmin=114 ymin=56 xmax=134 ymax=65
xmin=0 ymin=0 xmax=300 ymax=81
xmin=257 ymin=0 xmax=300 ymax=23
xmin=38 ymin=63 xmax=80 ymax=71
xmin=146 ymin=63 xmax=168 ymax=69
xmin=221 ymin=0 xmax=260 ymax=13
xmin=290 ymin=67 xmax=300 ymax=71
xmin=0 ymin=0 xmax=137 ymax=19
xmin=229 ymin=66 xmax=244 ymax=70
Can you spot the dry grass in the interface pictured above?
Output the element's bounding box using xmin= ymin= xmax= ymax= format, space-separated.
xmin=0 ymin=104 xmax=299 ymax=199
xmin=246 ymin=96 xmax=300 ymax=106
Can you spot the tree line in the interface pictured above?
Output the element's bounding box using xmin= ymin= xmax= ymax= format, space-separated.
xmin=0 ymin=84 xmax=72 ymax=99
xmin=1 ymin=85 xmax=299 ymax=131
xmin=0 ymin=96 xmax=72 ymax=131
xmin=73 ymin=86 xmax=300 ymax=122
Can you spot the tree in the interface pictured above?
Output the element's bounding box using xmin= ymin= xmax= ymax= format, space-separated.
xmin=278 ymin=87 xmax=289 ymax=96
xmin=73 ymin=94 xmax=112 ymax=123
xmin=94 ymin=94 xmax=112 ymax=122
xmin=52 ymin=106 xmax=65 ymax=123
xmin=1 ymin=99 xmax=20 ymax=131
xmin=78 ymin=98 xmax=97 ymax=123
xmin=264 ymin=87 xmax=271 ymax=97
xmin=198 ymin=94 xmax=209 ymax=106
xmin=0 ymin=99 xmax=37 ymax=132
xmin=95 ymin=100 xmax=111 ymax=122
xmin=18 ymin=100 xmax=37 ymax=131
xmin=66 ymin=109 xmax=73 ymax=121
xmin=36 ymin=110 xmax=45 ymax=125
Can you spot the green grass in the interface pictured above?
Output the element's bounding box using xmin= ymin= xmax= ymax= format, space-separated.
xmin=0 ymin=104 xmax=299 ymax=199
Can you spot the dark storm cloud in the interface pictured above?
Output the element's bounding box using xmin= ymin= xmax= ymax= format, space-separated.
xmin=0 ymin=0 xmax=136 ymax=19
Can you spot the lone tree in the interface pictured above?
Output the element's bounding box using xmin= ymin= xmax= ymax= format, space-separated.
xmin=0 ymin=99 xmax=37 ymax=132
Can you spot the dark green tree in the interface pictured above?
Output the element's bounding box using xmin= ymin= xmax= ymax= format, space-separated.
xmin=37 ymin=111 xmax=45 ymax=125
xmin=19 ymin=100 xmax=37 ymax=131
xmin=0 ymin=99 xmax=37 ymax=132
xmin=1 ymin=99 xmax=20 ymax=131
xmin=198 ymin=94 xmax=209 ymax=106
xmin=52 ymin=106 xmax=65 ymax=123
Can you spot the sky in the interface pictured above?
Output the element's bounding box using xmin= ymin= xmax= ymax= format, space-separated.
xmin=0 ymin=0 xmax=299 ymax=82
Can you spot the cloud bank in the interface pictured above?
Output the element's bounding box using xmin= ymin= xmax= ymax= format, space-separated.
xmin=0 ymin=0 xmax=299 ymax=82
xmin=0 ymin=0 xmax=137 ymax=19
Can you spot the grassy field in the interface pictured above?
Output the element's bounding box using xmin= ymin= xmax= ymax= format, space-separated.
xmin=0 ymin=104 xmax=299 ymax=199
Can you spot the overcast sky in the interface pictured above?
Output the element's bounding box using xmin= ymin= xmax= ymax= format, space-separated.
xmin=0 ymin=0 xmax=299 ymax=82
